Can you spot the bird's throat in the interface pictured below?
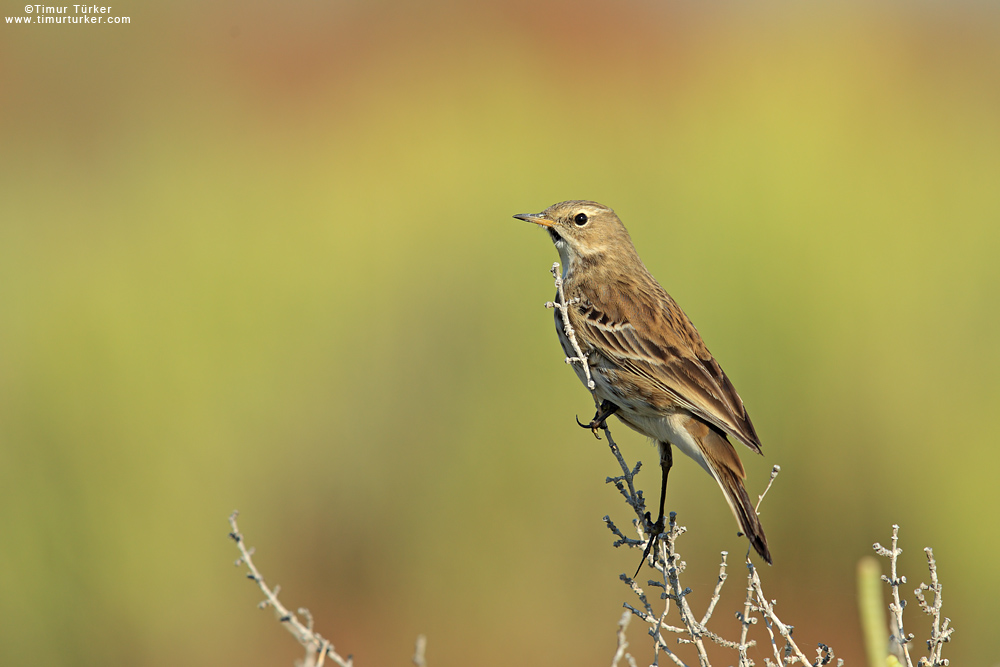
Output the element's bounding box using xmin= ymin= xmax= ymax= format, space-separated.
xmin=554 ymin=238 xmax=573 ymax=280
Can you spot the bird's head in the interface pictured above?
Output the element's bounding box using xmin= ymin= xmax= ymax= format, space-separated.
xmin=513 ymin=200 xmax=636 ymax=279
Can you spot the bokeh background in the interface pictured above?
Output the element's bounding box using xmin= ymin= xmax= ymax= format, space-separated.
xmin=2 ymin=1 xmax=998 ymax=665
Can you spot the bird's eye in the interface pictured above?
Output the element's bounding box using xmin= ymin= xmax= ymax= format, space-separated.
xmin=574 ymin=212 xmax=589 ymax=226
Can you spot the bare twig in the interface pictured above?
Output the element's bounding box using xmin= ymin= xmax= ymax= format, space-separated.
xmin=736 ymin=561 xmax=757 ymax=667
xmin=873 ymin=527 xmax=952 ymax=667
xmin=874 ymin=525 xmax=915 ymax=667
xmin=612 ymin=611 xmax=640 ymax=667
xmin=745 ymin=560 xmax=818 ymax=666
xmin=661 ymin=515 xmax=710 ymax=666
xmin=228 ymin=511 xmax=354 ymax=667
xmin=755 ymin=465 xmax=781 ymax=512
xmin=700 ymin=551 xmax=729 ymax=628
xmin=545 ymin=262 xmax=595 ymax=390
xmin=914 ymin=548 xmax=952 ymax=666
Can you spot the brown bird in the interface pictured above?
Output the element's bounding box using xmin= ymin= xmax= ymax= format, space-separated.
xmin=514 ymin=200 xmax=771 ymax=567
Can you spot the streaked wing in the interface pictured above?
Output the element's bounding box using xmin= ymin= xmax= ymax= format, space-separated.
xmin=572 ymin=286 xmax=762 ymax=454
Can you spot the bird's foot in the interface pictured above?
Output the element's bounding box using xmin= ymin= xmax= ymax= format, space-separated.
xmin=576 ymin=401 xmax=618 ymax=439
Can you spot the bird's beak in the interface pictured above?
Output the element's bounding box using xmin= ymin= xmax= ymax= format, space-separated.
xmin=513 ymin=212 xmax=554 ymax=228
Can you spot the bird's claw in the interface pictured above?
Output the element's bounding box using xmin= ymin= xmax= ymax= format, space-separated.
xmin=577 ymin=401 xmax=619 ymax=440
xmin=576 ymin=414 xmax=604 ymax=439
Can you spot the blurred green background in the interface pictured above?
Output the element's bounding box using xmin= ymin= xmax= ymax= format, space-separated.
xmin=2 ymin=1 xmax=998 ymax=665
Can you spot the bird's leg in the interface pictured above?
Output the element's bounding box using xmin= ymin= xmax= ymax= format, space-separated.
xmin=575 ymin=400 xmax=618 ymax=439
xmin=635 ymin=441 xmax=672 ymax=577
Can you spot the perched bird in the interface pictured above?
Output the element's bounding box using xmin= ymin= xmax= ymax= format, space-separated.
xmin=514 ymin=200 xmax=771 ymax=567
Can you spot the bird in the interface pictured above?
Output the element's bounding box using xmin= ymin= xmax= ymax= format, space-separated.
xmin=513 ymin=200 xmax=771 ymax=568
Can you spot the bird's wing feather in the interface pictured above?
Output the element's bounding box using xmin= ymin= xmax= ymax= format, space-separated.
xmin=572 ymin=287 xmax=762 ymax=454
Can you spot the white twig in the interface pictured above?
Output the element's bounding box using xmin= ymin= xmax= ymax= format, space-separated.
xmin=755 ymin=465 xmax=781 ymax=513
xmin=875 ymin=525 xmax=915 ymax=667
xmin=612 ymin=611 xmax=639 ymax=667
xmin=228 ymin=511 xmax=354 ymax=667
xmin=873 ymin=527 xmax=952 ymax=667
xmin=914 ymin=548 xmax=952 ymax=666
xmin=745 ymin=560 xmax=816 ymax=666
xmin=661 ymin=515 xmax=710 ymax=666
xmin=700 ymin=551 xmax=729 ymax=628
xmin=545 ymin=262 xmax=596 ymax=390
xmin=736 ymin=562 xmax=757 ymax=667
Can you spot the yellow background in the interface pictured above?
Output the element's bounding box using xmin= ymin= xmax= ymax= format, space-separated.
xmin=2 ymin=1 xmax=997 ymax=665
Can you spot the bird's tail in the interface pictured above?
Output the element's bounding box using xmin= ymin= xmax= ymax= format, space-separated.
xmin=713 ymin=460 xmax=771 ymax=564
xmin=689 ymin=418 xmax=772 ymax=564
